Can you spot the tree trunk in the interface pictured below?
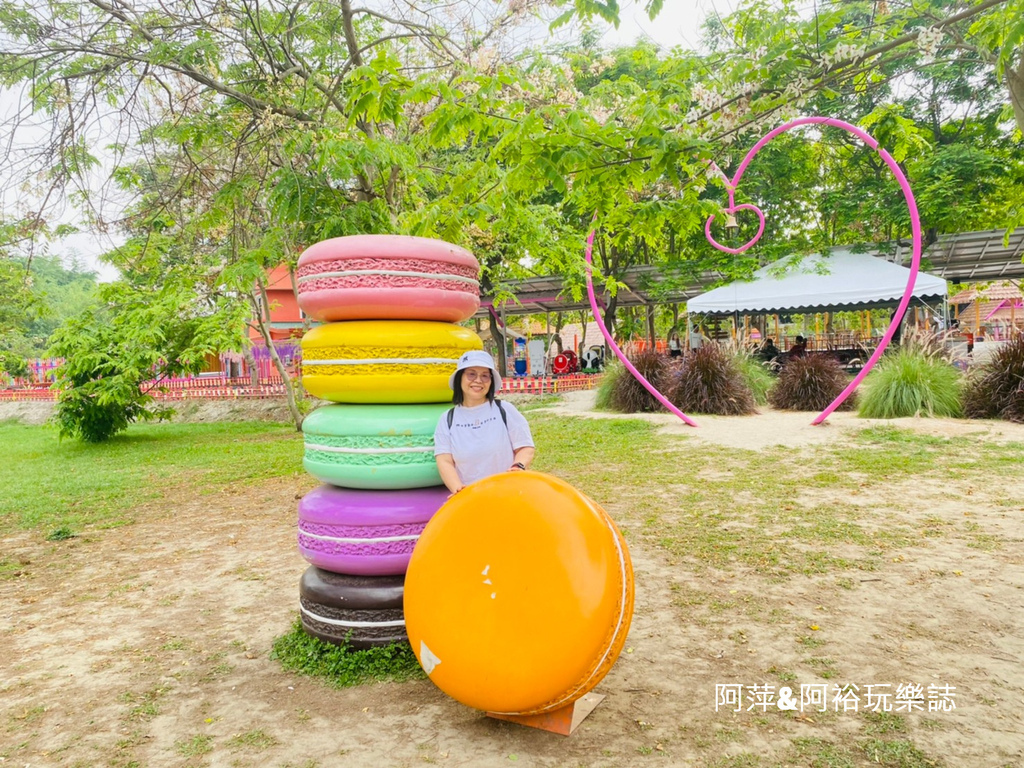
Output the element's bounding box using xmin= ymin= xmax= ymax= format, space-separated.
xmin=603 ymin=295 xmax=618 ymax=358
xmin=489 ymin=311 xmax=507 ymax=376
xmin=255 ymin=276 xmax=304 ymax=430
xmin=243 ymin=344 xmax=259 ymax=387
xmin=288 ymin=263 xmax=311 ymax=404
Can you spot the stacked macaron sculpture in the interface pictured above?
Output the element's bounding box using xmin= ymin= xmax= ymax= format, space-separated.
xmin=294 ymin=235 xmax=482 ymax=648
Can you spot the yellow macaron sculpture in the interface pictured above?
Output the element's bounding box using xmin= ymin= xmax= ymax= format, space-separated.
xmin=404 ymin=471 xmax=635 ymax=724
xmin=301 ymin=320 xmax=481 ymax=403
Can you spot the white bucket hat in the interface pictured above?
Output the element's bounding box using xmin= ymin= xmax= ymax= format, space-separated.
xmin=449 ymin=349 xmax=502 ymax=392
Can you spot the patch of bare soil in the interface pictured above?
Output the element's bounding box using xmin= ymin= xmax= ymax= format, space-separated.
xmin=0 ymin=400 xmax=54 ymax=426
xmin=0 ymin=398 xmax=301 ymax=428
xmin=2 ymin=397 xmax=1023 ymax=767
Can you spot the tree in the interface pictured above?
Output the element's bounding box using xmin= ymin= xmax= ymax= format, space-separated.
xmin=47 ymin=281 xmax=247 ymax=442
xmin=0 ymin=0 xmax=567 ymax=420
xmin=1 ymin=0 xmax=1021 ymax=418
xmin=0 ymin=219 xmax=48 ymax=378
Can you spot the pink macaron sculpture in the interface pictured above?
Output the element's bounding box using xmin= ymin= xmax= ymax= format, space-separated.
xmin=293 ymin=234 xmax=482 ymax=649
xmin=296 ymin=234 xmax=480 ymax=323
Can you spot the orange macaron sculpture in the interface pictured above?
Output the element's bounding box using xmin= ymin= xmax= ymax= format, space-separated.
xmin=404 ymin=471 xmax=634 ymax=716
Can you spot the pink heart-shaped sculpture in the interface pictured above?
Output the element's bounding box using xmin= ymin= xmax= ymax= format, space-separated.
xmin=704 ymin=204 xmax=766 ymax=255
xmin=586 ymin=116 xmax=923 ymax=427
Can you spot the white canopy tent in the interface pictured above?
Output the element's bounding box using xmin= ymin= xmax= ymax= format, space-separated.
xmin=686 ymin=248 xmax=948 ymax=317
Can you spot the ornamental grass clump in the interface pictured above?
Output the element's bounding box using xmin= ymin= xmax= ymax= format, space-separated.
xmin=594 ymin=360 xmax=622 ymax=411
xmin=598 ymin=350 xmax=671 ymax=413
xmin=735 ymin=353 xmax=776 ymax=405
xmin=858 ymin=345 xmax=962 ymax=419
xmin=669 ymin=345 xmax=757 ymax=415
xmin=963 ymin=335 xmax=1024 ymax=423
xmin=768 ymin=354 xmax=852 ymax=411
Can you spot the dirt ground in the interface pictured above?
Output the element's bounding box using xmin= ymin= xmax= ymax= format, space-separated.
xmin=2 ymin=394 xmax=1023 ymax=767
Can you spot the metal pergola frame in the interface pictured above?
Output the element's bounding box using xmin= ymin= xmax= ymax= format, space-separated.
xmin=922 ymin=229 xmax=1024 ymax=283
xmin=475 ymin=266 xmax=718 ymax=319
xmin=478 ymin=230 xmax=1024 ymax=317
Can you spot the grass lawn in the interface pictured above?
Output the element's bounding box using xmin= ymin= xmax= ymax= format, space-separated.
xmin=0 ymin=419 xmax=304 ymax=536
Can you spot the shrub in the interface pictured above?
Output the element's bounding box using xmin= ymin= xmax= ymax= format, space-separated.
xmin=963 ymin=335 xmax=1024 ymax=423
xmin=46 ymin=282 xmax=245 ymax=442
xmin=735 ymin=353 xmax=776 ymax=405
xmin=597 ymin=350 xmax=671 ymax=413
xmin=668 ymin=345 xmax=757 ymax=415
xmin=48 ymin=313 xmax=174 ymax=442
xmin=769 ymin=354 xmax=853 ymax=412
xmin=594 ymin=360 xmax=623 ymax=411
xmin=858 ymin=346 xmax=962 ymax=418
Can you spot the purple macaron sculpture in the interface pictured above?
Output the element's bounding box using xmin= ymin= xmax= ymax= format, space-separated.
xmin=298 ymin=485 xmax=450 ymax=576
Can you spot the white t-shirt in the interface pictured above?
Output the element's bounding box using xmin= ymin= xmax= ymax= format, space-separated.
xmin=433 ymin=400 xmax=535 ymax=487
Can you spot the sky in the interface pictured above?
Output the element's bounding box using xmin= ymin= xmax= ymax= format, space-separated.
xmin=597 ymin=0 xmax=738 ymax=51
xmin=11 ymin=0 xmax=738 ymax=283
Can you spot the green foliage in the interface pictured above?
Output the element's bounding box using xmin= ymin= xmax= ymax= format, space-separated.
xmin=735 ymin=353 xmax=775 ymax=405
xmin=963 ymin=335 xmax=1024 ymax=423
xmin=0 ymin=255 xmax=99 ymax=363
xmin=669 ymin=345 xmax=757 ymax=415
xmin=47 ymin=281 xmax=247 ymax=442
xmin=0 ymin=238 xmax=42 ymax=377
xmin=769 ymin=355 xmax=853 ymax=412
xmin=858 ymin=347 xmax=963 ymax=419
xmin=2 ymin=0 xmax=1023 ymax=364
xmin=271 ymin=619 xmax=425 ymax=688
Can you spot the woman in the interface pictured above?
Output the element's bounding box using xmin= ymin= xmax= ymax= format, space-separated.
xmin=434 ymin=350 xmax=536 ymax=495
xmin=788 ymin=335 xmax=808 ymax=358
xmin=667 ymin=332 xmax=682 ymax=358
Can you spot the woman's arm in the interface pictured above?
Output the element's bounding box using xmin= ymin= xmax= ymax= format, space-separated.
xmin=510 ymin=446 xmax=536 ymax=471
xmin=435 ymin=453 xmax=464 ymax=494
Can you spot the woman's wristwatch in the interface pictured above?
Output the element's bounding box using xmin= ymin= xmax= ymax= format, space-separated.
xmin=512 ymin=462 xmax=527 ymax=470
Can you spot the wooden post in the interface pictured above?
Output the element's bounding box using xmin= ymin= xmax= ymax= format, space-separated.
xmin=774 ymin=314 xmax=779 ymax=342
